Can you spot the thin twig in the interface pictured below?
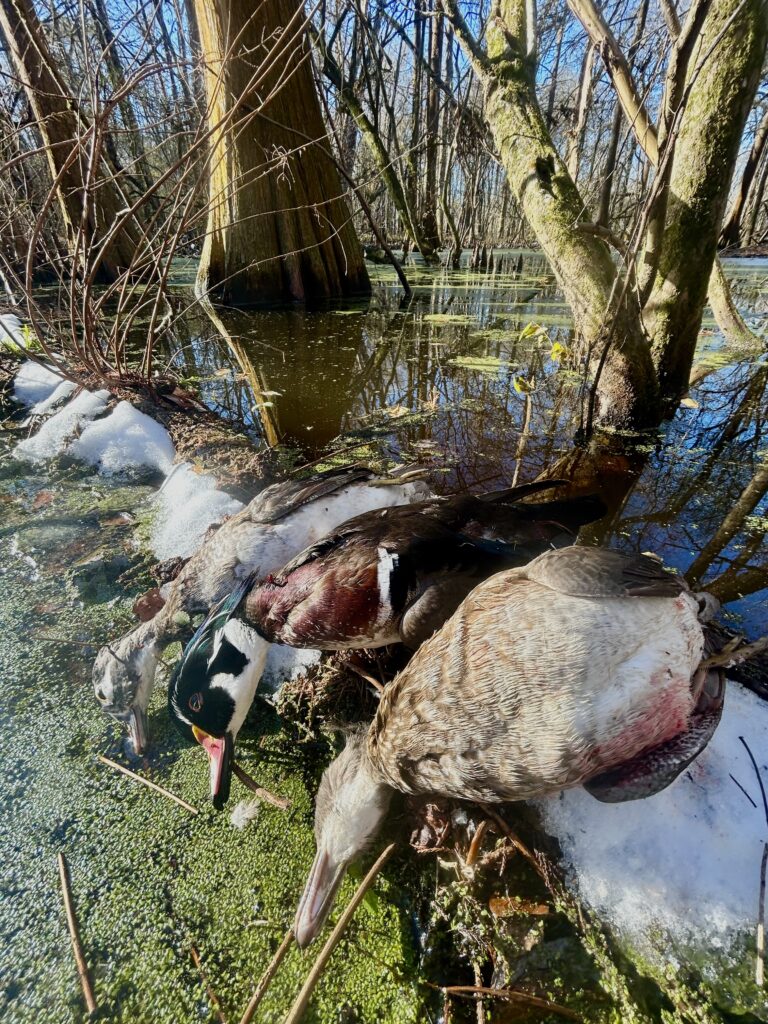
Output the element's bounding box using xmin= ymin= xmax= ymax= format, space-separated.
xmin=434 ymin=984 xmax=581 ymax=1020
xmin=739 ymin=738 xmax=768 ymax=826
xmin=478 ymin=804 xmax=548 ymax=881
xmin=97 ymin=754 xmax=198 ymax=815
xmin=238 ymin=928 xmax=295 ymax=1024
xmin=347 ymin=660 xmax=385 ymax=693
xmin=729 ymin=773 xmax=758 ymax=808
xmin=190 ymin=943 xmax=228 ymax=1024
xmin=57 ymin=852 xmax=98 ymax=1016
xmin=283 ymin=844 xmax=397 ymax=1024
xmin=232 ymin=762 xmax=291 ymax=811
xmin=758 ymin=843 xmax=767 ymax=987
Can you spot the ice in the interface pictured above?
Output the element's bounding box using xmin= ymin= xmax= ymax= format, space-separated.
xmin=71 ymin=400 xmax=175 ymax=476
xmin=13 ymin=361 xmax=65 ymax=407
xmin=539 ymin=683 xmax=768 ymax=953
xmin=14 ymin=388 xmax=110 ymax=462
xmin=150 ymin=462 xmax=244 ymax=559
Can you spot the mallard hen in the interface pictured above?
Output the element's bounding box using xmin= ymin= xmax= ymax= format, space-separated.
xmin=293 ymin=546 xmax=724 ymax=946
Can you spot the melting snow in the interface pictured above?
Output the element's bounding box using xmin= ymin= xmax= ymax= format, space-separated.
xmin=71 ymin=401 xmax=175 ymax=476
xmin=262 ymin=644 xmax=321 ymax=694
xmin=150 ymin=462 xmax=244 ymax=559
xmin=539 ymin=683 xmax=768 ymax=952
xmin=14 ymin=389 xmax=110 ymax=462
xmin=0 ymin=313 xmax=29 ymax=350
xmin=30 ymin=379 xmax=77 ymax=415
xmin=13 ymin=362 xmax=65 ymax=407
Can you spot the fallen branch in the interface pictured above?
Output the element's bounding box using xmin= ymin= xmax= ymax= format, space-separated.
xmin=232 ymin=762 xmax=291 ymax=811
xmin=97 ymin=754 xmax=199 ymax=815
xmin=237 ymin=928 xmax=294 ymax=1024
xmin=57 ymin=852 xmax=98 ymax=1016
xmin=282 ymin=843 xmax=397 ymax=1024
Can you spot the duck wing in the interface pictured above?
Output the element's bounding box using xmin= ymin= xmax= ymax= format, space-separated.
xmin=520 ymin=546 xmax=689 ymax=599
xmin=246 ymin=466 xmax=377 ymax=524
xmin=246 ymin=514 xmax=523 ymax=650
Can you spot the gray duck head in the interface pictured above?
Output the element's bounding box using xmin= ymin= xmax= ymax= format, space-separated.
xmin=92 ymin=622 xmax=160 ymax=754
xmin=294 ymin=729 xmax=393 ymax=948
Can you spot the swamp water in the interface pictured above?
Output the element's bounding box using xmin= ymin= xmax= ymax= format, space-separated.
xmin=1 ymin=252 xmax=767 ymax=1023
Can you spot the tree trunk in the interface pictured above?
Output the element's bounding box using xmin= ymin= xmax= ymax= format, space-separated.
xmin=420 ymin=0 xmax=444 ymax=252
xmin=720 ymin=103 xmax=768 ymax=248
xmin=446 ymin=0 xmax=660 ymax=429
xmin=648 ymin=0 xmax=768 ymax=404
xmin=194 ymin=0 xmax=369 ymax=305
xmin=0 ymin=0 xmax=140 ymax=281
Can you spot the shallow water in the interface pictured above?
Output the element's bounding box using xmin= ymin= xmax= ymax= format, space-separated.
xmin=1 ymin=250 xmax=767 ymax=1023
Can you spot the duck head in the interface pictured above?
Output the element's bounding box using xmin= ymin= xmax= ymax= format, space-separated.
xmin=93 ymin=622 xmax=160 ymax=755
xmin=168 ymin=574 xmax=268 ymax=809
xmin=295 ymin=730 xmax=392 ymax=948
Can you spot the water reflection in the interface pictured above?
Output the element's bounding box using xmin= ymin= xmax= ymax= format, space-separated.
xmin=159 ymin=251 xmax=767 ymax=637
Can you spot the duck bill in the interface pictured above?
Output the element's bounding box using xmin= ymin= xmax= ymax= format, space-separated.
xmin=294 ymin=848 xmax=347 ymax=949
xmin=192 ymin=727 xmax=233 ymax=809
xmin=125 ymin=706 xmax=147 ymax=756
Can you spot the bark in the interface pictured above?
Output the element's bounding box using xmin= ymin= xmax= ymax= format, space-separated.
xmin=445 ymin=0 xmax=660 ymax=429
xmin=193 ymin=0 xmax=369 ymax=305
xmin=648 ymin=0 xmax=768 ymax=404
xmin=312 ymin=27 xmax=434 ymax=259
xmin=0 ymin=0 xmax=140 ymax=281
xmin=420 ymin=0 xmax=444 ymax=251
xmin=720 ymin=103 xmax=768 ymax=248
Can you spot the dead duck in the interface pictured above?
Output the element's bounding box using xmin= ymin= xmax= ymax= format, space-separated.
xmin=293 ymin=546 xmax=724 ymax=947
xmin=167 ymin=483 xmax=605 ymax=805
xmin=245 ymin=485 xmax=606 ymax=649
xmin=92 ymin=466 xmax=431 ymax=752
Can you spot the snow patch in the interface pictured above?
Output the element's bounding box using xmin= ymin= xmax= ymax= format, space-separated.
xmin=0 ymin=313 xmax=29 ymax=350
xmin=539 ymin=683 xmax=768 ymax=953
xmin=14 ymin=389 xmax=110 ymax=462
xmin=261 ymin=644 xmax=321 ymax=694
xmin=150 ymin=462 xmax=244 ymax=559
xmin=30 ymin=379 xmax=77 ymax=416
xmin=13 ymin=362 xmax=64 ymax=407
xmin=71 ymin=400 xmax=175 ymax=476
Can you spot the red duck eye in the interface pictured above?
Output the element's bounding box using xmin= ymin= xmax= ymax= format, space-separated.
xmin=188 ymin=692 xmax=203 ymax=713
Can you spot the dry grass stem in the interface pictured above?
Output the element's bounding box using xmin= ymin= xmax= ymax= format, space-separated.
xmin=97 ymin=754 xmax=198 ymax=814
xmin=282 ymin=843 xmax=397 ymax=1023
xmin=190 ymin=943 xmax=228 ymax=1023
xmin=437 ymin=984 xmax=581 ymax=1020
xmin=346 ymin=660 xmax=385 ymax=693
xmin=237 ymin=928 xmax=295 ymax=1024
xmin=57 ymin=852 xmax=98 ymax=1016
xmin=232 ymin=762 xmax=291 ymax=810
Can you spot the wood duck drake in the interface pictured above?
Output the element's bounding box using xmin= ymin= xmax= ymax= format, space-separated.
xmin=293 ymin=546 xmax=725 ymax=946
xmin=92 ymin=466 xmax=431 ymax=753
xmin=167 ymin=484 xmax=605 ymax=805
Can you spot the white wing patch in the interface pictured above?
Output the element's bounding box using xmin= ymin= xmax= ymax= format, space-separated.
xmin=375 ymin=547 xmax=398 ymax=628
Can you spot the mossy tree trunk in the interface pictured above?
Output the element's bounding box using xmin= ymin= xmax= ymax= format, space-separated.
xmin=647 ymin=0 xmax=768 ymax=404
xmin=0 ymin=0 xmax=140 ymax=281
xmin=445 ymin=0 xmax=660 ymax=429
xmin=194 ymin=0 xmax=370 ymax=305
xmin=445 ymin=0 xmax=767 ymax=430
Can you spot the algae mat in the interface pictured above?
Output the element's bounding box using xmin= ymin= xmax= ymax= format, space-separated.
xmin=0 ymin=446 xmax=423 ymax=1024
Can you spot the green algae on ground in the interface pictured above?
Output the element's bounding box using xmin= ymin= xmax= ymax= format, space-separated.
xmin=0 ymin=441 xmax=424 ymax=1024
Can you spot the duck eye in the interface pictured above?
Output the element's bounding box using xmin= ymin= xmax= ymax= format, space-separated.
xmin=188 ymin=692 xmax=203 ymax=713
